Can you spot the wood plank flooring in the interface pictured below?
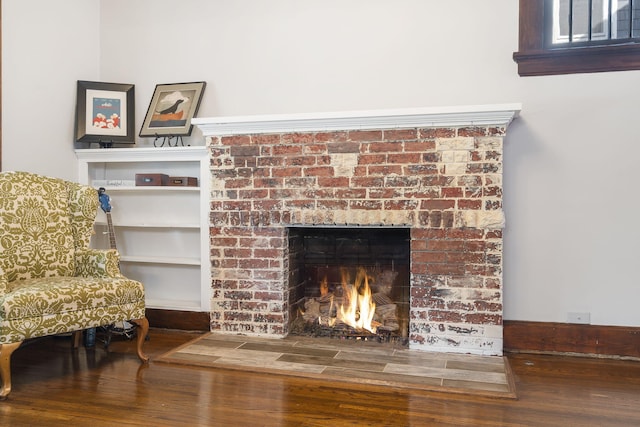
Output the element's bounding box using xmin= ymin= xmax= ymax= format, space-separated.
xmin=2 ymin=328 xmax=640 ymax=426
xmin=156 ymin=333 xmax=516 ymax=398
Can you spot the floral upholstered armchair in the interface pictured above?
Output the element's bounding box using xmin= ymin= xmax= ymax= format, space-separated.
xmin=0 ymin=171 xmax=149 ymax=400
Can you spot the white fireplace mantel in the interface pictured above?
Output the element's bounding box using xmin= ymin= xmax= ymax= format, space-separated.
xmin=192 ymin=103 xmax=522 ymax=137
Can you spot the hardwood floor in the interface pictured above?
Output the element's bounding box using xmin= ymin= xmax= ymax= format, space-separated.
xmin=2 ymin=329 xmax=640 ymax=426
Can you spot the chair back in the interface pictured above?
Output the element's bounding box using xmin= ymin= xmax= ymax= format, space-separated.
xmin=0 ymin=171 xmax=98 ymax=282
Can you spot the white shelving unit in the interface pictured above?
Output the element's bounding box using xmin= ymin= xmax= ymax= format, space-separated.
xmin=75 ymin=146 xmax=210 ymax=312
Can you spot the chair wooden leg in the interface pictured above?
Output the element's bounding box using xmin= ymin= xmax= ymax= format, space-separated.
xmin=131 ymin=317 xmax=150 ymax=363
xmin=0 ymin=341 xmax=22 ymax=400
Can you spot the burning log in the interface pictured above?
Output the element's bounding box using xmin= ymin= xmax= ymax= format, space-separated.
xmin=295 ymin=266 xmax=405 ymax=342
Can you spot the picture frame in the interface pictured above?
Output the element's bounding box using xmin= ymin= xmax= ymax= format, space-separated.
xmin=139 ymin=82 xmax=206 ymax=137
xmin=75 ymin=80 xmax=135 ymax=145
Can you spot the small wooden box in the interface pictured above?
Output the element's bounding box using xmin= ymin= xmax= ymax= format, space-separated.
xmin=135 ymin=173 xmax=169 ymax=186
xmin=167 ymin=176 xmax=198 ymax=187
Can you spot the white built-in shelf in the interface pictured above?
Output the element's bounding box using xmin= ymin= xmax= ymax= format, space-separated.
xmin=120 ymin=255 xmax=201 ymax=266
xmin=75 ymin=146 xmax=210 ymax=313
xmin=95 ymin=222 xmax=200 ymax=229
xmin=94 ymin=186 xmax=201 ymax=192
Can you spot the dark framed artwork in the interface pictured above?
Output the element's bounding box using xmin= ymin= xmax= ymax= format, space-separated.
xmin=139 ymin=81 xmax=206 ymax=137
xmin=74 ymin=80 xmax=135 ymax=145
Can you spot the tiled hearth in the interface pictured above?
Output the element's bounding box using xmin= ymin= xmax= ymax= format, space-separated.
xmin=193 ymin=104 xmax=520 ymax=356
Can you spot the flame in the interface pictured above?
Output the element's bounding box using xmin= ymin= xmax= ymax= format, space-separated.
xmin=337 ymin=267 xmax=376 ymax=333
xmin=320 ymin=277 xmax=329 ymax=296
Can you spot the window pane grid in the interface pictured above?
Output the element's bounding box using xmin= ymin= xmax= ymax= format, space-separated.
xmin=551 ymin=0 xmax=640 ymax=44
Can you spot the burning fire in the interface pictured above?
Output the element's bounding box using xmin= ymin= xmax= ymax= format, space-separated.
xmin=338 ymin=267 xmax=376 ymax=333
xmin=298 ymin=266 xmax=400 ymax=337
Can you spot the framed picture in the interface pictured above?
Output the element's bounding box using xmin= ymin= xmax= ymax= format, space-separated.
xmin=75 ymin=80 xmax=135 ymax=145
xmin=139 ymin=82 xmax=206 ymax=137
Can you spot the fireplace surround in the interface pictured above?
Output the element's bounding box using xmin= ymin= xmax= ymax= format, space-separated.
xmin=193 ymin=104 xmax=520 ymax=356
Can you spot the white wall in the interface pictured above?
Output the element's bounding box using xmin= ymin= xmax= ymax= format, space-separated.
xmin=3 ymin=0 xmax=640 ymax=326
xmin=2 ymin=0 xmax=100 ymax=180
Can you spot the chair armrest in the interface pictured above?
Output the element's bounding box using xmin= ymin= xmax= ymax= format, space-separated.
xmin=74 ymin=248 xmax=123 ymax=278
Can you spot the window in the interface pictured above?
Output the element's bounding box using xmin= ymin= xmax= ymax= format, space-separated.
xmin=513 ymin=0 xmax=640 ymax=76
xmin=551 ymin=0 xmax=640 ymax=45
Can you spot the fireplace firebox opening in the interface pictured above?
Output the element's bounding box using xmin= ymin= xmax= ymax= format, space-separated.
xmin=288 ymin=227 xmax=410 ymax=343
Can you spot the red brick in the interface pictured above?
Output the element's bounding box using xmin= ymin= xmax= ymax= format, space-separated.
xmin=253 ymin=248 xmax=282 ymax=258
xmin=488 ymin=127 xmax=506 ymax=136
xmin=485 ymin=278 xmax=501 ymax=289
xmin=257 ymin=156 xmax=283 ymax=167
xmin=273 ymin=145 xmax=302 ymax=156
xmin=327 ymin=142 xmax=360 ymax=153
xmin=349 ymin=130 xmax=382 ymax=141
xmin=271 ymin=167 xmax=301 ymax=178
xmin=285 ymin=156 xmax=316 ymax=166
xmin=221 ymin=135 xmax=251 ymax=146
xmin=412 ymin=251 xmax=446 ymax=263
xmin=224 ymin=248 xmax=252 ymax=258
xmin=254 ymin=291 xmax=284 ymax=301
xmin=447 ymin=252 xmax=485 ymax=264
xmin=420 ymin=128 xmax=456 ymax=138
xmin=384 ymin=199 xmax=419 ymax=210
xmin=317 ymin=176 xmax=350 ymax=187
xmin=238 ymin=189 xmax=268 ymax=200
xmin=254 ymin=178 xmax=284 ymax=188
xmin=405 ymin=140 xmax=436 ymax=151
xmin=369 ymin=165 xmax=402 ymax=175
xmin=304 ymin=166 xmax=334 ymax=177
xmin=446 ymin=229 xmax=485 ymax=239
xmin=335 ymin=188 xmax=367 ymax=199
xmin=386 ymin=176 xmax=420 ymax=187
xmin=304 ymin=144 xmax=328 ymax=155
xmin=368 ymin=188 xmax=401 ymax=199
xmin=427 ymin=240 xmax=464 ymax=251
xmin=315 ymin=131 xmax=348 ymax=142
xmin=458 ymin=199 xmax=482 ymax=210
xmin=282 ymin=132 xmax=315 ymax=144
xmin=458 ymin=126 xmax=487 ymax=137
xmin=425 ymin=264 xmax=465 ymax=275
xmin=420 ymin=200 xmax=455 ymax=210
xmin=441 ymin=187 xmax=463 ymax=198
xmin=223 ymin=201 xmax=252 ymax=210
xmin=384 ymin=129 xmax=417 ymax=140
xmin=230 ymin=145 xmax=260 ymax=156
xmin=388 ymin=153 xmax=422 ymax=164
xmin=351 ymin=177 xmax=384 ymax=188
xmin=368 ymin=141 xmax=403 ymax=153
xmin=358 ymin=154 xmax=387 ymax=165
xmin=405 ymin=188 xmax=440 ymax=199
xmin=251 ymin=134 xmax=280 ymax=145
xmin=464 ymin=313 xmax=502 ymax=325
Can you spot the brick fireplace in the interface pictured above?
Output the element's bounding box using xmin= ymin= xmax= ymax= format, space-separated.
xmin=193 ymin=104 xmax=520 ymax=356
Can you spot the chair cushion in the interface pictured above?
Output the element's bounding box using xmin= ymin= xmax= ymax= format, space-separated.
xmin=0 ymin=276 xmax=146 ymax=343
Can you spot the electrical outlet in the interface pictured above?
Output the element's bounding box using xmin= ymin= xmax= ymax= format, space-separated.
xmin=567 ymin=312 xmax=591 ymax=324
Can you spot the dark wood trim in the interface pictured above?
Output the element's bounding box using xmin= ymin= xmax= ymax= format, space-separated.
xmin=517 ymin=0 xmax=545 ymax=52
xmin=504 ymin=320 xmax=640 ymax=358
xmin=513 ymin=0 xmax=640 ymax=76
xmin=146 ymin=308 xmax=210 ymax=331
xmin=513 ymin=43 xmax=640 ymax=76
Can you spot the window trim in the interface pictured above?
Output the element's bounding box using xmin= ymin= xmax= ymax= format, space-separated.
xmin=513 ymin=0 xmax=640 ymax=76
